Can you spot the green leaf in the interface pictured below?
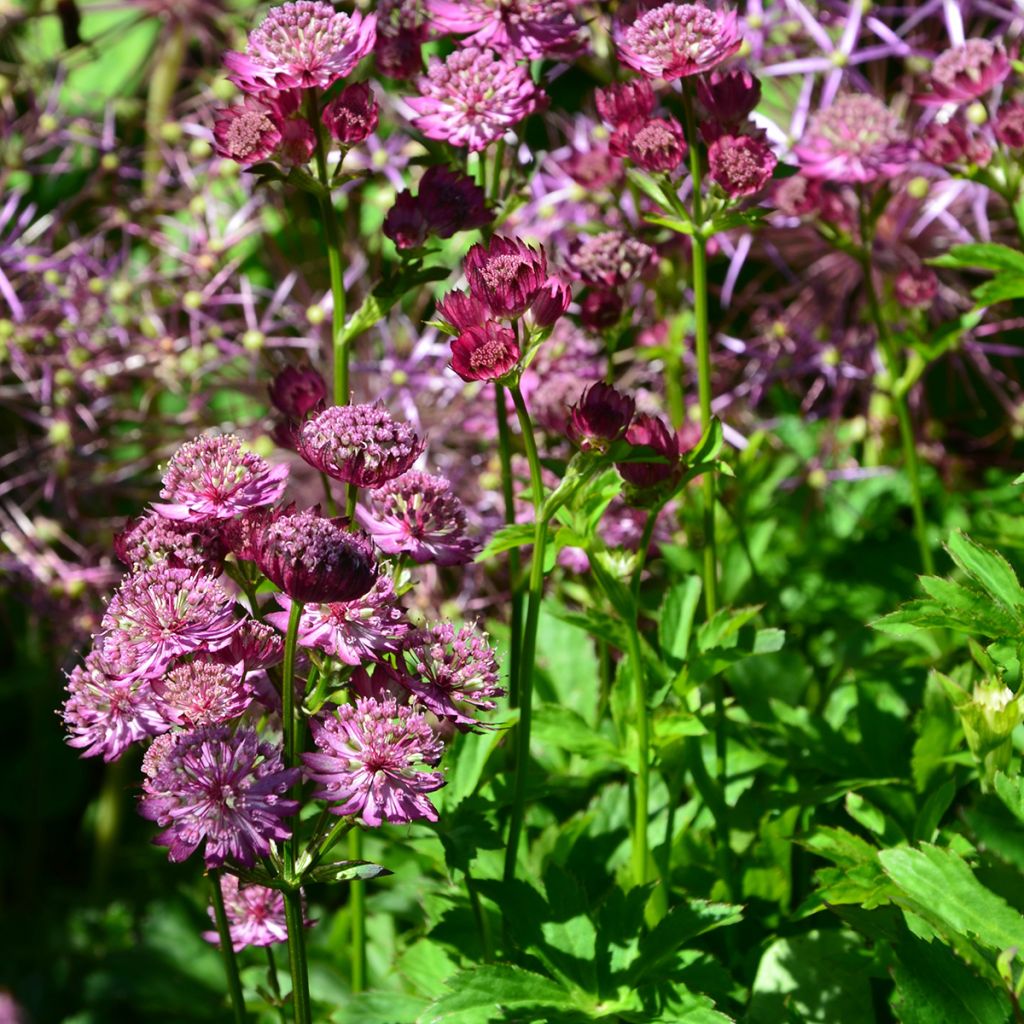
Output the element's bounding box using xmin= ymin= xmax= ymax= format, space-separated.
xmin=630 ymin=901 xmax=743 ymax=985
xmin=532 ymin=704 xmax=625 ymax=763
xmin=972 ymin=275 xmax=1024 ymax=307
xmin=659 ymin=577 xmax=703 ymax=660
xmin=420 ymin=965 xmax=581 ymax=1023
xmin=475 ymin=522 xmax=551 ymax=562
xmin=946 ymin=531 xmax=1024 ymax=614
xmin=930 ymin=243 xmax=1024 ymax=274
xmin=993 ymin=772 xmax=1024 ymax=824
xmin=306 ymin=859 xmax=391 ymax=884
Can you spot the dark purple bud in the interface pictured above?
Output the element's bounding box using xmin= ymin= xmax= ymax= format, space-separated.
xmin=894 ymin=266 xmax=939 ymax=309
xmin=995 ymin=101 xmax=1024 ymax=149
xmin=616 ymin=412 xmax=682 ymax=493
xmin=696 ymin=69 xmax=761 ymax=125
xmin=436 ymin=289 xmax=490 ymax=332
xmin=567 ymin=383 xmax=636 ymax=452
xmin=269 ymin=365 xmax=327 ymax=420
xmin=383 ymin=190 xmax=430 ymax=250
xmin=580 ymin=289 xmax=624 ymax=330
xmin=418 ymin=165 xmax=494 ymax=238
xmin=528 ymin=276 xmax=572 ymax=328
xmin=323 ymin=82 xmax=380 ymax=145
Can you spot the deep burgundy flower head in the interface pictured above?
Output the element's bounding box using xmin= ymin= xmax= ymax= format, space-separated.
xmin=919 ymin=39 xmax=1010 ymax=105
xmin=302 ymin=697 xmax=445 ymax=825
xmin=154 ymin=434 xmax=289 ymax=524
xmin=450 ymin=322 xmax=521 ymax=383
xmin=567 ymin=382 xmax=636 ymax=452
xmin=359 ymin=470 xmax=477 ymax=566
xmin=114 ymin=513 xmax=226 ymax=576
xmin=418 ymin=165 xmax=493 ymax=238
xmin=213 ymin=101 xmax=284 ymax=166
xmin=152 ymin=659 xmax=254 ymax=728
xmin=620 ymin=117 xmax=688 ymax=172
xmin=297 ymin=403 xmax=425 ymax=487
xmin=203 ymin=874 xmax=292 ymax=952
xmin=252 ymin=507 xmax=377 ymax=604
xmin=383 ymin=190 xmax=430 ymax=250
xmin=269 ymin=365 xmax=327 ymax=421
xmin=528 ymin=276 xmax=572 ymax=328
xmin=403 ymin=622 xmax=504 ymax=728
xmin=279 ymin=118 xmax=317 ymax=164
xmin=99 ymin=565 xmax=239 ymax=681
xmin=407 ymin=47 xmax=542 ymax=152
xmin=616 ymin=412 xmax=682 ymax=492
xmin=616 ymin=3 xmax=741 ymax=81
xmin=62 ymin=649 xmax=169 ymax=762
xmin=894 ymin=266 xmax=939 ymax=309
xmin=995 ymin=102 xmax=1024 ymax=150
xmin=323 ymin=82 xmax=380 ymax=145
xmin=920 ymin=117 xmax=973 ymax=165
xmin=595 ymin=79 xmax=655 ymax=127
xmin=794 ymin=94 xmax=912 ymax=183
xmin=464 ymin=235 xmax=548 ymax=318
xmin=426 ymin=0 xmax=582 ymax=60
xmin=580 ymin=288 xmax=624 ymax=330
xmin=221 ymin=504 xmax=294 ymax=564
xmin=697 ymin=68 xmax=761 ymax=126
xmin=225 ymin=2 xmax=377 ymax=94
xmin=376 ymin=0 xmax=428 ymax=79
xmin=568 ymin=231 xmax=655 ymax=289
xmin=436 ymin=289 xmax=490 ymax=332
xmin=139 ymin=725 xmax=299 ymax=868
xmin=266 ymin=576 xmax=409 ymax=665
xmin=708 ymin=132 xmax=777 ymax=197
xmin=213 ymin=619 xmax=285 ymax=673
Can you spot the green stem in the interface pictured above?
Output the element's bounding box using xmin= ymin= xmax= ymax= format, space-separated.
xmin=319 ymin=471 xmax=338 ymax=517
xmin=625 ymin=621 xmax=650 ymax=888
xmin=91 ymin=756 xmax=127 ymax=894
xmin=307 ymin=93 xmax=349 ymax=405
xmin=143 ymin=25 xmax=186 ymax=199
xmin=466 ymin=867 xmax=494 ymax=961
xmin=211 ymin=870 xmax=248 ymax=1024
xmin=345 ymin=481 xmax=359 ymax=522
xmin=349 ymin=828 xmax=366 ymax=992
xmin=494 ymin=384 xmax=523 ymax=708
xmin=490 ymin=139 xmax=506 ymax=203
xmin=503 ymin=385 xmax=547 ymax=884
xmin=283 ymin=888 xmax=312 ymax=1024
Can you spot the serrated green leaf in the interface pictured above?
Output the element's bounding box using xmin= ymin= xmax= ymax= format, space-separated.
xmin=419 ymin=965 xmax=581 ymax=1023
xmin=659 ymin=576 xmax=703 ymax=660
xmin=930 ymin=243 xmax=1024 ymax=274
xmin=532 ymin=704 xmax=625 ymax=763
xmin=630 ymin=901 xmax=743 ymax=985
xmin=946 ymin=531 xmax=1024 ymax=615
xmin=475 ymin=522 xmax=551 ymax=562
xmin=972 ymin=275 xmax=1024 ymax=307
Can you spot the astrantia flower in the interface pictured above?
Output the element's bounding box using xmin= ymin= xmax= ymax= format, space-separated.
xmin=919 ymin=39 xmax=1010 ymax=106
xmin=708 ymin=133 xmax=777 ymax=197
xmin=794 ymin=94 xmax=911 ymax=183
xmin=140 ymin=725 xmax=299 ymax=868
xmin=213 ymin=102 xmax=284 ymax=165
xmin=152 ymin=659 xmax=253 ymax=728
xmin=383 ymin=191 xmax=430 ymax=250
xmin=114 ymin=513 xmax=226 ymax=576
xmin=450 ymin=322 xmax=521 ymax=382
xmin=596 ymin=79 xmax=655 ymax=127
xmin=213 ymin=619 xmax=284 ymax=673
xmin=359 ymin=470 xmax=477 ymax=566
xmin=464 ymin=235 xmax=548 ymax=318
xmin=252 ymin=507 xmax=377 ymax=604
xmin=418 ymin=165 xmax=493 ymax=238
xmin=269 ymin=365 xmax=327 ymax=421
xmin=62 ymin=649 xmax=169 ymax=762
xmin=894 ymin=266 xmax=939 ymax=309
xmin=267 ymin=577 xmax=409 ymax=665
xmin=376 ymin=0 xmax=428 ymax=80
xmin=225 ymin=2 xmax=377 ymax=94
xmin=99 ymin=565 xmax=239 ymax=681
xmin=616 ymin=412 xmax=682 ymax=495
xmin=527 ymin=276 xmax=572 ymax=329
xmin=403 ymin=622 xmax=503 ymax=728
xmin=615 ymin=3 xmax=741 ymax=81
xmin=696 ymin=68 xmax=761 ymax=129
xmin=297 ymin=404 xmax=425 ymax=488
xmin=323 ymin=82 xmax=380 ymax=145
xmin=426 ymin=0 xmax=582 ymax=60
xmin=203 ymin=874 xmax=291 ymax=952
xmin=567 ymin=382 xmax=636 ymax=452
xmin=436 ymin=289 xmax=490 ymax=332
xmin=153 ymin=434 xmax=289 ymax=523
xmin=303 ymin=698 xmax=445 ymax=825
xmin=568 ymin=232 xmax=655 ymax=289
xmin=617 ymin=117 xmax=688 ymax=173
xmin=407 ymin=47 xmax=542 ymax=152
xmin=995 ymin=102 xmax=1024 ymax=149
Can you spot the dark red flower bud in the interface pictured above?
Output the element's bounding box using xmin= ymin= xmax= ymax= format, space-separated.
xmin=920 ymin=118 xmax=972 ymax=165
xmin=894 ymin=266 xmax=939 ymax=309
xmin=450 ymin=322 xmax=521 ymax=382
xmin=436 ymin=289 xmax=490 ymax=332
xmin=773 ymin=174 xmax=823 ymax=216
xmin=696 ymin=69 xmax=761 ymax=125
xmin=995 ymin=101 xmax=1024 ymax=149
xmin=616 ymin=412 xmax=682 ymax=492
xmin=269 ymin=365 xmax=327 ymax=421
xmin=383 ymin=190 xmax=430 ymax=250
xmin=596 ymin=79 xmax=655 ymax=127
xmin=528 ymin=276 xmax=572 ymax=328
xmin=580 ymin=289 xmax=624 ymax=330
xmin=419 ymin=165 xmax=493 ymax=238
xmin=323 ymin=82 xmax=380 ymax=145
xmin=567 ymin=383 xmax=636 ymax=452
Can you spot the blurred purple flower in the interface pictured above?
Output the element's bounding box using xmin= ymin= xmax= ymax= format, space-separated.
xmin=426 ymin=0 xmax=583 ymax=59
xmin=203 ymin=874 xmax=293 ymax=952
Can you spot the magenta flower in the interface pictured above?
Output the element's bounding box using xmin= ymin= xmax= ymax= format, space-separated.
xmin=615 ymin=3 xmax=741 ymax=81
xmin=404 ymin=622 xmax=504 ymax=728
xmin=464 ymin=235 xmax=548 ymax=318
xmin=62 ymin=650 xmax=170 ymax=762
xmin=203 ymin=874 xmax=292 ymax=952
xmin=213 ymin=619 xmax=285 ymax=673
xmin=616 ymin=412 xmax=682 ymax=493
xmin=436 ymin=289 xmax=490 ymax=332
xmin=99 ymin=565 xmax=239 ymax=681
xmin=407 ymin=47 xmax=542 ymax=152
xmin=297 ymin=404 xmax=425 ymax=488
xmin=995 ymin=102 xmax=1024 ymax=150
xmin=918 ymin=39 xmax=1010 ymax=106
xmin=425 ymin=0 xmax=582 ymax=60
xmin=323 ymin=82 xmax=380 ymax=145
xmin=794 ymin=94 xmax=911 ymax=184
xmin=267 ymin=577 xmax=409 ymax=665
xmin=696 ymin=69 xmax=761 ymax=128
xmin=153 ymin=435 xmax=289 ymax=524
xmin=303 ymin=698 xmax=445 ymax=826
xmin=894 ymin=266 xmax=939 ymax=310
xmin=114 ymin=513 xmax=226 ymax=576
xmin=567 ymin=382 xmax=636 ymax=453
xmin=140 ymin=725 xmax=299 ymax=868
xmin=213 ymin=101 xmax=284 ymax=165
xmin=527 ymin=276 xmax=572 ymax=329
xmin=596 ymin=79 xmax=655 ymax=127
xmin=617 ymin=117 xmax=688 ymax=173
xmin=359 ymin=470 xmax=477 ymax=566
xmin=152 ymin=659 xmax=254 ymax=728
xmin=450 ymin=322 xmax=521 ymax=382
xmin=383 ymin=191 xmax=430 ymax=250
xmin=225 ymin=2 xmax=377 ymax=94
xmin=708 ymin=133 xmax=777 ymax=197
xmin=252 ymin=507 xmax=377 ymax=604
xmin=568 ymin=232 xmax=655 ymax=289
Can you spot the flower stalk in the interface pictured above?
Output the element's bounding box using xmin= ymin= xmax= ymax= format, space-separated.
xmin=210 ymin=869 xmax=248 ymax=1024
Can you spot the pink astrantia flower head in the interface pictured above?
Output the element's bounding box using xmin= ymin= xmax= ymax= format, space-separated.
xmin=995 ymin=102 xmax=1024 ymax=149
xmin=203 ymin=874 xmax=293 ymax=952
xmin=302 ymin=698 xmax=446 ymax=826
xmin=213 ymin=619 xmax=285 ymax=673
xmin=794 ymin=94 xmax=912 ymax=183
xmin=450 ymin=322 xmax=521 ymax=382
xmin=403 ymin=621 xmax=504 ymax=728
xmin=252 ymin=507 xmax=377 ymax=604
xmin=426 ymin=0 xmax=583 ymax=60
xmin=225 ymin=2 xmax=377 ymax=94
xmin=99 ymin=565 xmax=239 ymax=681
xmin=213 ymin=101 xmax=284 ymax=165
xmin=615 ymin=3 xmax=741 ymax=81
xmin=359 ymin=470 xmax=477 ymax=566
xmin=114 ymin=513 xmax=226 ymax=576
xmin=62 ymin=649 xmax=170 ymax=762
xmin=152 ymin=659 xmax=254 ymax=728
xmin=407 ymin=47 xmax=542 ymax=152
xmin=894 ymin=266 xmax=939 ymax=309
xmin=323 ymin=82 xmax=380 ymax=145
xmin=297 ymin=404 xmax=426 ymax=488
xmin=918 ymin=39 xmax=1010 ymax=106
xmin=267 ymin=577 xmax=409 ymax=665
xmin=140 ymin=725 xmax=299 ymax=868
xmin=153 ymin=435 xmax=289 ymax=524
xmin=567 ymin=382 xmax=636 ymax=453
xmin=464 ymin=235 xmax=548 ymax=318
xmin=568 ymin=232 xmax=655 ymax=289
xmin=436 ymin=289 xmax=490 ymax=332
xmin=596 ymin=79 xmax=655 ymax=127
xmin=617 ymin=117 xmax=688 ymax=173
xmin=708 ymin=132 xmax=777 ymax=197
